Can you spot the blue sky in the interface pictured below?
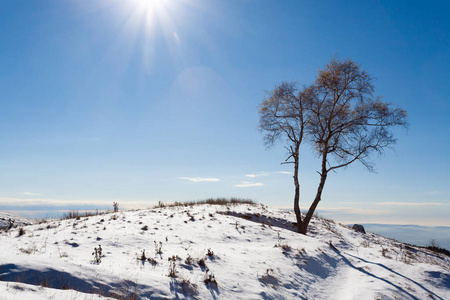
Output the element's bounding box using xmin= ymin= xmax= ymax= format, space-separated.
xmin=0 ymin=0 xmax=449 ymax=225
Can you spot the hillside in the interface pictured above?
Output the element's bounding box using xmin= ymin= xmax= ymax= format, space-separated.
xmin=0 ymin=203 xmax=449 ymax=299
xmin=0 ymin=211 xmax=36 ymax=229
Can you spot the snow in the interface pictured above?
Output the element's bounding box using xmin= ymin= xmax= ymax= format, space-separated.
xmin=0 ymin=211 xmax=35 ymax=229
xmin=0 ymin=203 xmax=449 ymax=299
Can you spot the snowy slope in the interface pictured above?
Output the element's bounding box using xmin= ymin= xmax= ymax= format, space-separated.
xmin=0 ymin=203 xmax=448 ymax=299
xmin=0 ymin=211 xmax=36 ymax=229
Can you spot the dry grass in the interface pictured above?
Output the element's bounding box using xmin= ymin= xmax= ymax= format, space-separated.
xmin=60 ymin=210 xmax=107 ymax=220
xmin=154 ymin=198 xmax=256 ymax=209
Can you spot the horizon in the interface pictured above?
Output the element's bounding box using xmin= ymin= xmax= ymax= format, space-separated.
xmin=2 ymin=201 xmax=450 ymax=228
xmin=1 ymin=1 xmax=449 ymax=227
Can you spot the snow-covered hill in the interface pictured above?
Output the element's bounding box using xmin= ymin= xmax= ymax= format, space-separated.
xmin=0 ymin=211 xmax=36 ymax=229
xmin=0 ymin=203 xmax=448 ymax=299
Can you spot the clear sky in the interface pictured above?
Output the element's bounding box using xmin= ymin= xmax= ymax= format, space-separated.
xmin=0 ymin=0 xmax=449 ymax=226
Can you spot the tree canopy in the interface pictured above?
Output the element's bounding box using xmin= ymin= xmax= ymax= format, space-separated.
xmin=259 ymin=58 xmax=408 ymax=234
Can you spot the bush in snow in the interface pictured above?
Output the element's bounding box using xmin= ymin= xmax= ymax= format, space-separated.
xmin=18 ymin=227 xmax=25 ymax=237
xmin=204 ymin=269 xmax=218 ymax=287
xmin=92 ymin=245 xmax=102 ymax=263
xmin=154 ymin=241 xmax=163 ymax=254
xmin=198 ymin=258 xmax=207 ymax=269
xmin=113 ymin=202 xmax=119 ymax=212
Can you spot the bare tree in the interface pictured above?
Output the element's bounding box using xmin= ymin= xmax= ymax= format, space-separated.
xmin=300 ymin=58 xmax=408 ymax=234
xmin=259 ymin=82 xmax=312 ymax=232
xmin=259 ymin=58 xmax=408 ymax=235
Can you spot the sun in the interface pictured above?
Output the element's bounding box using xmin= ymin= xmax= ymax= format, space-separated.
xmin=73 ymin=0 xmax=190 ymax=76
xmin=124 ymin=0 xmax=178 ymax=38
xmin=132 ymin=0 xmax=172 ymax=17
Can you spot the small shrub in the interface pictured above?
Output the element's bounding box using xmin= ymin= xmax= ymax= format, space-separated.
xmin=168 ymin=255 xmax=181 ymax=261
xmin=60 ymin=251 xmax=69 ymax=258
xmin=19 ymin=243 xmax=37 ymax=254
xmin=154 ymin=241 xmax=163 ymax=254
xmin=204 ymin=270 xmax=218 ymax=287
xmin=185 ymin=254 xmax=193 ymax=265
xmin=7 ymin=218 xmax=15 ymax=230
xmin=274 ymin=232 xmax=291 ymax=253
xmin=18 ymin=227 xmax=25 ymax=237
xmin=381 ymin=247 xmax=390 ymax=258
xmin=147 ymin=257 xmax=157 ymax=265
xmin=401 ymin=250 xmax=413 ymax=264
xmin=92 ymin=245 xmax=102 ymax=263
xmin=281 ymin=243 xmax=291 ymax=251
xmin=328 ymin=240 xmax=337 ymax=251
xmin=430 ymin=239 xmax=439 ymax=248
xmin=207 ymin=248 xmax=214 ymax=258
xmin=40 ymin=278 xmax=49 ymax=288
xmin=113 ymin=202 xmax=119 ymax=212
xmin=198 ymin=258 xmax=207 ymax=269
xmin=180 ymin=278 xmax=198 ymax=295
xmin=168 ymin=260 xmax=177 ymax=277
xmin=425 ymin=245 xmax=450 ymax=257
xmin=139 ymin=250 xmax=147 ymax=261
xmin=260 ymin=268 xmax=278 ymax=285
xmin=360 ymin=240 xmax=370 ymax=248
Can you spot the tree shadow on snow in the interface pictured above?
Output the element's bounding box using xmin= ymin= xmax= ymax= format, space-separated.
xmin=219 ymin=211 xmax=297 ymax=233
xmin=0 ymin=263 xmax=163 ymax=299
xmin=425 ymin=271 xmax=450 ymax=289
xmin=298 ymin=252 xmax=338 ymax=279
xmin=205 ymin=281 xmax=220 ymax=300
xmin=169 ymin=278 xmax=198 ymax=300
xmin=334 ymin=250 xmax=445 ymax=300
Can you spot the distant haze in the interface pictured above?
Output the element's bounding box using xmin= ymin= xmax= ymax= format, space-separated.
xmin=361 ymin=224 xmax=450 ymax=251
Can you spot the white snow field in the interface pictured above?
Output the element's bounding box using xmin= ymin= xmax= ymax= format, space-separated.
xmin=0 ymin=203 xmax=449 ymax=299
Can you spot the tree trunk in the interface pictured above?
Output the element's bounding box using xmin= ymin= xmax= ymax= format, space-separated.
xmin=299 ymin=150 xmax=329 ymax=235
xmin=293 ymin=155 xmax=302 ymax=233
xmin=293 ymin=143 xmax=302 ymax=232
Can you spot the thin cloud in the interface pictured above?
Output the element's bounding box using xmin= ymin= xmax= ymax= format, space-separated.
xmin=245 ymin=173 xmax=269 ymax=178
xmin=376 ymin=202 xmax=450 ymax=206
xmin=245 ymin=171 xmax=290 ymax=177
xmin=23 ymin=192 xmax=43 ymax=196
xmin=178 ymin=177 xmax=220 ymax=183
xmin=234 ymin=181 xmax=264 ymax=188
